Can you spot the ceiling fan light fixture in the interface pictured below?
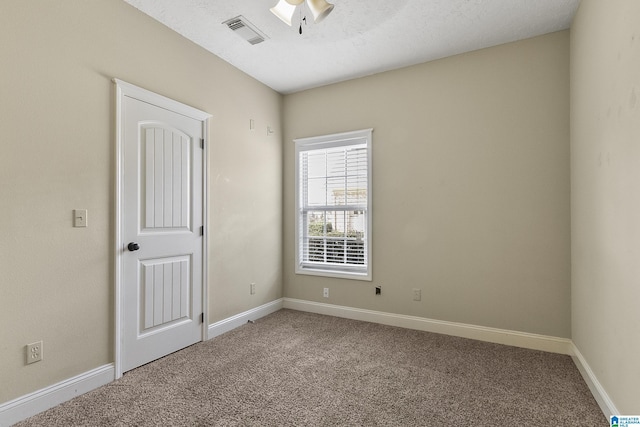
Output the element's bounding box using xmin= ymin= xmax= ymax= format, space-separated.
xmin=270 ymin=0 xmax=304 ymax=26
xmin=307 ymin=0 xmax=334 ymax=23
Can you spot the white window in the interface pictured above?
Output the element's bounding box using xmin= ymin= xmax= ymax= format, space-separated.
xmin=295 ymin=129 xmax=372 ymax=281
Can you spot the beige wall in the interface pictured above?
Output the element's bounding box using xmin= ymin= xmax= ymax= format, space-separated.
xmin=0 ymin=1 xmax=282 ymax=403
xmin=7 ymin=0 xmax=637 ymax=415
xmin=571 ymin=0 xmax=640 ymax=414
xmin=283 ymin=31 xmax=571 ymax=338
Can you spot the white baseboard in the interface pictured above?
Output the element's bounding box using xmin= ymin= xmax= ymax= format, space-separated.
xmin=282 ymin=299 xmax=621 ymax=418
xmin=0 ymin=364 xmax=114 ymax=427
xmin=1 ymin=301 xmax=615 ymax=426
xmin=208 ymin=298 xmax=283 ymax=340
xmin=570 ymin=343 xmax=618 ymax=419
xmin=0 ymin=300 xmax=284 ymax=426
xmin=283 ymin=298 xmax=573 ymax=355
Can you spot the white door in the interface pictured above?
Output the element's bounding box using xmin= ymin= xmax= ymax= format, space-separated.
xmin=117 ymin=81 xmax=209 ymax=373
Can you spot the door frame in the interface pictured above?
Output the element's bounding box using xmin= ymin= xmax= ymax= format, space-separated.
xmin=113 ymin=78 xmax=211 ymax=379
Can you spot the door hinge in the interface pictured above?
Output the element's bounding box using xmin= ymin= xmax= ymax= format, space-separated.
xmin=200 ymin=225 xmax=204 ymax=236
xmin=200 ymin=138 xmax=204 ymax=149
xmin=200 ymin=313 xmax=204 ymax=323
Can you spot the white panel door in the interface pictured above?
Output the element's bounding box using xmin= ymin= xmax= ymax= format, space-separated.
xmin=121 ymin=94 xmax=204 ymax=373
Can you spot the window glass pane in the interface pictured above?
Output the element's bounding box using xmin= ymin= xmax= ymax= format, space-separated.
xmin=346 ymin=210 xmax=366 ymax=237
xmin=326 ymin=149 xmax=346 ymax=178
xmin=306 ymin=237 xmax=325 ymax=263
xmin=306 ymin=177 xmax=327 ymax=206
xmin=306 ymin=151 xmax=326 ymax=178
xmin=326 ymin=237 xmax=345 ymax=264
xmin=304 ymin=211 xmax=327 ymax=263
xmin=346 ymin=147 xmax=367 ymax=175
xmin=346 ymin=238 xmax=365 ymax=264
xmin=327 ymin=177 xmax=345 ymax=206
xmin=305 ymin=211 xmax=327 ymax=236
xmin=344 ymin=183 xmax=367 ymax=205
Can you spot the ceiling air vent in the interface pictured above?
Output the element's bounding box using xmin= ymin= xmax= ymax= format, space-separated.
xmin=223 ymin=16 xmax=268 ymax=45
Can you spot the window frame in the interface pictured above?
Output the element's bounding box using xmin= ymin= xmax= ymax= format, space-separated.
xmin=294 ymin=128 xmax=373 ymax=281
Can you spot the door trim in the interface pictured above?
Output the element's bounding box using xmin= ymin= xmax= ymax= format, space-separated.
xmin=113 ymin=78 xmax=211 ymax=379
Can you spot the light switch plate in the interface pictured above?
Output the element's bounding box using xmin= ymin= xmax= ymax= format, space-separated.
xmin=74 ymin=209 xmax=87 ymax=227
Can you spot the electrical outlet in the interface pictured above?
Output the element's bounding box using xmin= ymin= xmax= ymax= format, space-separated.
xmin=375 ymin=286 xmax=382 ymax=295
xmin=413 ymin=288 xmax=422 ymax=301
xmin=323 ymin=288 xmax=329 ymax=298
xmin=26 ymin=341 xmax=43 ymax=364
xmin=250 ymin=282 xmax=256 ymax=295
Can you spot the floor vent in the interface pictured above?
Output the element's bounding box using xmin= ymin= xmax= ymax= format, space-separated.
xmin=223 ymin=16 xmax=268 ymax=45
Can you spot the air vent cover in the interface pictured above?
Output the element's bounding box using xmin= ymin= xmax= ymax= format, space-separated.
xmin=223 ymin=16 xmax=268 ymax=45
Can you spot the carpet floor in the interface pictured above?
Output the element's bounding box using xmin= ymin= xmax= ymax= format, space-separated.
xmin=16 ymin=309 xmax=607 ymax=426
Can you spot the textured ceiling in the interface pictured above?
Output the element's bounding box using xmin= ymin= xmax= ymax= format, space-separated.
xmin=123 ymin=0 xmax=580 ymax=94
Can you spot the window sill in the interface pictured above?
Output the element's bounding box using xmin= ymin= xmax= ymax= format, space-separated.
xmin=295 ymin=266 xmax=372 ymax=281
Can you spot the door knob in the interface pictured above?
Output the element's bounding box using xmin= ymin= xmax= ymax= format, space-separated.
xmin=127 ymin=242 xmax=140 ymax=251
